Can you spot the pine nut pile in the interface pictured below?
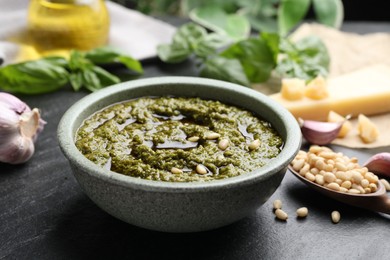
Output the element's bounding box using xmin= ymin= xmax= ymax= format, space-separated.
xmin=291 ymin=145 xmax=380 ymax=194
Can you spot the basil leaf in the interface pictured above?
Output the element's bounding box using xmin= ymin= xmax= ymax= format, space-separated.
xmin=69 ymin=72 xmax=83 ymax=91
xmin=84 ymin=46 xmax=143 ymax=74
xmin=157 ymin=23 xmax=210 ymax=63
xmin=90 ymin=66 xmax=120 ymax=87
xmin=313 ymin=0 xmax=344 ymax=29
xmin=200 ymin=56 xmax=250 ymax=87
xmin=189 ymin=6 xmax=250 ymax=41
xmin=116 ymin=56 xmax=143 ymax=74
xmin=294 ymin=36 xmax=330 ymax=70
xmin=157 ymin=43 xmax=192 ymax=63
xmin=278 ymin=0 xmax=311 ymax=36
xmin=173 ymin=23 xmax=208 ymax=49
xmin=194 ymin=33 xmax=231 ymax=59
xmin=81 ymin=69 xmax=102 ymax=92
xmin=221 ymin=37 xmax=276 ymax=83
xmin=69 ymin=50 xmax=94 ymax=71
xmin=247 ymin=15 xmax=278 ymax=33
xmin=84 ymin=46 xmax=121 ymax=63
xmin=277 ymin=36 xmax=330 ymax=80
xmin=75 ymin=66 xmax=119 ymax=92
xmin=70 ymin=50 xmax=120 ymax=92
xmin=261 ymin=32 xmax=280 ymax=63
xmin=0 ymin=57 xmax=69 ymax=94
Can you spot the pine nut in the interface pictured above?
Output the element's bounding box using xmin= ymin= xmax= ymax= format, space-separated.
xmin=296 ymin=207 xmax=308 ymax=218
xmin=273 ymin=199 xmax=282 ymax=210
xmin=327 ymin=182 xmax=341 ymax=191
xmin=369 ymin=183 xmax=378 ymax=192
xmin=249 ymin=139 xmax=261 ymax=150
xmin=352 ymin=184 xmax=365 ymax=194
xmin=309 ymin=145 xmax=322 ymax=153
xmin=341 ymin=181 xmax=352 ymax=189
xmin=299 ymin=163 xmax=310 ymax=176
xmin=292 ymin=158 xmax=305 ymax=171
xmin=187 ymin=136 xmax=199 ymax=142
xmin=340 ymin=187 xmax=348 ymax=193
xmin=319 ymin=151 xmax=335 ymax=159
xmin=171 ymin=167 xmax=183 ymax=175
xmin=196 ymin=164 xmax=208 ymax=175
xmin=351 ymin=170 xmax=363 ymax=184
xmin=206 ymin=132 xmax=221 ymax=140
xmin=348 ymin=188 xmax=360 ymax=194
xmin=361 ymin=179 xmax=370 ymax=188
xmin=305 ymin=172 xmax=315 ymax=182
xmin=331 ymin=211 xmax=340 ymax=224
xmin=310 ymin=168 xmax=319 ymax=175
xmin=380 ymin=179 xmax=390 ymax=191
xmin=364 ymin=172 xmax=378 ymax=183
xmin=315 ymin=174 xmax=325 ymax=185
xmin=324 ymin=164 xmax=334 ymax=172
xmin=323 ymin=172 xmax=336 ymax=183
xmin=335 ymin=171 xmax=347 ymax=181
xmin=315 ymin=159 xmax=326 ymax=171
xmin=218 ymin=139 xmax=229 ymax=150
xmin=335 ymin=162 xmax=347 ymax=171
xmin=290 ymin=145 xmax=380 ymax=195
xmin=275 ymin=209 xmax=288 ymax=221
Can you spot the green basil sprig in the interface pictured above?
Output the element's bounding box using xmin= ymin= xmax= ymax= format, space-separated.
xmin=0 ymin=47 xmax=143 ymax=94
xmin=0 ymin=57 xmax=69 ymax=94
xmin=157 ymin=23 xmax=231 ymax=63
xmin=276 ymin=35 xmax=330 ymax=80
xmin=157 ymin=22 xmax=330 ymax=87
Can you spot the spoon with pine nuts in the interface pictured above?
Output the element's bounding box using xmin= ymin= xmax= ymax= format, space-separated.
xmin=288 ymin=145 xmax=390 ymax=214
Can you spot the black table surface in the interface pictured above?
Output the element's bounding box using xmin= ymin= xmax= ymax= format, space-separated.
xmin=1 ymin=21 xmax=390 ymax=260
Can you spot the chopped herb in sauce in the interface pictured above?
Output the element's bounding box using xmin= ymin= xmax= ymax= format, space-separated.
xmin=75 ymin=97 xmax=283 ymax=182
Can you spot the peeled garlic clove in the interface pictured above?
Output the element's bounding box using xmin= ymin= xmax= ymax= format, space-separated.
xmin=299 ymin=118 xmax=342 ymax=145
xmin=363 ymin=153 xmax=390 ymax=177
xmin=0 ymin=93 xmax=45 ymax=164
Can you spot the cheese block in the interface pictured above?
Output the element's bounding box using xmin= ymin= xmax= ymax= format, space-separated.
xmin=270 ymin=64 xmax=390 ymax=121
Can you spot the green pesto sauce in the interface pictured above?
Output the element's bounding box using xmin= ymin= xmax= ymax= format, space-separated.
xmin=75 ymin=97 xmax=283 ymax=182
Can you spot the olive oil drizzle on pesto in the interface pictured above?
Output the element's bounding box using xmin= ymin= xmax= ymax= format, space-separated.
xmin=75 ymin=97 xmax=283 ymax=182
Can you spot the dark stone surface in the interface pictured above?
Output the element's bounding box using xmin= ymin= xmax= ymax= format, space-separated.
xmin=1 ymin=22 xmax=390 ymax=260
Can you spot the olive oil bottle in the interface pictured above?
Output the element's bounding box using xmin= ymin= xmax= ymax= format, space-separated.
xmin=27 ymin=0 xmax=109 ymax=55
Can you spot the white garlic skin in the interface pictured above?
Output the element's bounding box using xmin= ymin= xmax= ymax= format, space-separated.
xmin=0 ymin=93 xmax=45 ymax=164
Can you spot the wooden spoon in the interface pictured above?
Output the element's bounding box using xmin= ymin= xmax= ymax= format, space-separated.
xmin=288 ymin=166 xmax=390 ymax=214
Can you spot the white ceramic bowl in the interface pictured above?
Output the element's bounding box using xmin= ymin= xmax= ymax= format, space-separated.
xmin=58 ymin=77 xmax=301 ymax=232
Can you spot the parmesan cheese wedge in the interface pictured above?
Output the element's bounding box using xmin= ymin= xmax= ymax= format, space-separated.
xmin=270 ymin=65 xmax=390 ymax=121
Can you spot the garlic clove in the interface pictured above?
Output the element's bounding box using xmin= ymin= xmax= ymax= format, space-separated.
xmin=363 ymin=152 xmax=390 ymax=177
xmin=20 ymin=108 xmax=42 ymax=139
xmin=299 ymin=115 xmax=351 ymax=145
xmin=0 ymin=93 xmax=45 ymax=164
xmin=0 ymin=134 xmax=35 ymax=164
xmin=299 ymin=118 xmax=343 ymax=145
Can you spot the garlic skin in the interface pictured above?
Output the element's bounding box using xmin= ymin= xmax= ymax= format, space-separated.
xmin=0 ymin=92 xmax=45 ymax=164
xmin=363 ymin=153 xmax=390 ymax=177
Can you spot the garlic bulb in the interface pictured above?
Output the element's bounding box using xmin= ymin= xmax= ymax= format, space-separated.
xmin=0 ymin=92 xmax=45 ymax=164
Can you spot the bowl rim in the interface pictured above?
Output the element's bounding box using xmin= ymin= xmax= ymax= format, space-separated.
xmin=58 ymin=76 xmax=301 ymax=192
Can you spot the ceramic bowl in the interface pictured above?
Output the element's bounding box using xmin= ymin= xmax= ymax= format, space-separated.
xmin=58 ymin=77 xmax=301 ymax=233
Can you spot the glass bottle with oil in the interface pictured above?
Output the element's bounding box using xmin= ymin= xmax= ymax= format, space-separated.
xmin=27 ymin=0 xmax=109 ymax=57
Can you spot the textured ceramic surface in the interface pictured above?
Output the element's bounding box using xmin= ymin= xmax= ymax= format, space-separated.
xmin=58 ymin=77 xmax=301 ymax=233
